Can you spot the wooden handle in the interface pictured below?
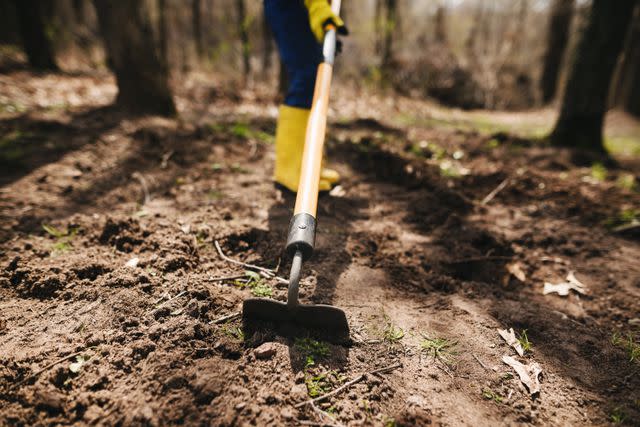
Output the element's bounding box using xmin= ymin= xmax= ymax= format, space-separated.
xmin=294 ymin=63 xmax=333 ymax=216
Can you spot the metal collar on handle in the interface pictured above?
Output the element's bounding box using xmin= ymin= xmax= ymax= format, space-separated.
xmin=323 ymin=0 xmax=342 ymax=65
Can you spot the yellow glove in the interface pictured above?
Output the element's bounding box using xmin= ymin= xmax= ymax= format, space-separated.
xmin=304 ymin=0 xmax=347 ymax=43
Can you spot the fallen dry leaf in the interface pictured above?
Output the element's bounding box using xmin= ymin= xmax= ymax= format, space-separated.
xmin=543 ymin=271 xmax=587 ymax=296
xmin=502 ymin=355 xmax=542 ymax=396
xmin=506 ymin=262 xmax=526 ymax=282
xmin=498 ymin=328 xmax=524 ymax=356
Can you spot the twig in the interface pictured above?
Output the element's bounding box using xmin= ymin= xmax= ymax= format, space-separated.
xmin=151 ymin=290 xmax=187 ymax=312
xmin=472 ymin=353 xmax=490 ymax=371
xmin=481 ymin=178 xmax=509 ymax=205
xmin=207 ymin=274 xmax=246 ymax=282
xmin=15 ymin=349 xmax=91 ymax=387
xmin=310 ymin=402 xmax=345 ymax=427
xmin=445 ymin=255 xmax=512 ymax=264
xmin=132 ymin=172 xmax=151 ymax=205
xmin=210 ymin=311 xmax=241 ymax=324
xmin=613 ymin=221 xmax=640 ymax=233
xmin=295 ymin=363 xmax=402 ymax=408
xmin=160 ymin=150 xmax=174 ymax=168
xmin=214 ymin=241 xmax=275 ymax=277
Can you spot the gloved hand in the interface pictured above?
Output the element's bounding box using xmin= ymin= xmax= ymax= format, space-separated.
xmin=304 ymin=0 xmax=348 ymax=43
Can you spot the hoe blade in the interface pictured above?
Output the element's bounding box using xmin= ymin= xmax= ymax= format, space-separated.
xmin=242 ymin=298 xmax=350 ymax=344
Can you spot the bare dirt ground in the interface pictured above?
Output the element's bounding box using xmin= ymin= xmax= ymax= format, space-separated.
xmin=1 ymin=70 xmax=640 ymax=426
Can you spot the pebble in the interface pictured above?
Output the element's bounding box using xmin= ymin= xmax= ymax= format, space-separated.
xmin=281 ymin=408 xmax=295 ymax=420
xmin=290 ymin=384 xmax=308 ymax=401
xmin=254 ymin=342 xmax=278 ymax=360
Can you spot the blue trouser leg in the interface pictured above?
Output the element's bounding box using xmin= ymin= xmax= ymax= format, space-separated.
xmin=264 ymin=0 xmax=322 ymax=109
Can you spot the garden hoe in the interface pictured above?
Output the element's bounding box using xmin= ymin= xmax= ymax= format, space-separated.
xmin=242 ymin=0 xmax=350 ymax=344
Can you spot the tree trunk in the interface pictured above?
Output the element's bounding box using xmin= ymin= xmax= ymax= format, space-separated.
xmin=540 ymin=0 xmax=574 ymax=104
xmin=158 ymin=0 xmax=169 ymax=68
xmin=93 ymin=0 xmax=176 ymax=116
xmin=434 ymin=4 xmax=447 ymax=45
xmin=192 ymin=0 xmax=204 ymax=59
xmin=235 ymin=0 xmax=251 ymax=80
xmin=549 ymin=0 xmax=637 ymax=153
xmin=609 ymin=5 xmax=640 ymax=116
xmin=15 ymin=0 xmax=58 ymax=70
xmin=381 ymin=0 xmax=397 ymax=72
xmin=374 ymin=0 xmax=383 ymax=56
xmin=261 ymin=6 xmax=273 ymax=79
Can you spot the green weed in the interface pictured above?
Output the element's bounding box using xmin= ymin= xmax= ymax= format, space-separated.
xmin=517 ymin=330 xmax=532 ymax=354
xmin=384 ymin=418 xmax=397 ymax=427
xmin=305 ymin=372 xmax=331 ymax=397
xmin=612 ymin=332 xmax=640 ymax=362
xmin=207 ymin=190 xmax=225 ymax=200
xmin=251 ymin=282 xmax=272 ymax=297
xmin=231 ymin=123 xmax=250 ymax=138
xmin=605 ymin=209 xmax=640 ymax=229
xmin=590 ymin=162 xmax=608 ymax=182
xmin=610 ymin=407 xmax=626 ymax=424
xmin=482 ymin=389 xmax=503 ymax=404
xmin=294 ymin=337 xmax=329 ymax=369
xmin=230 ymin=163 xmax=249 ymax=174
xmin=42 ymin=223 xmax=78 ymax=255
xmin=616 ymin=174 xmax=637 ymax=191
xmin=382 ymin=315 xmax=404 ymax=344
xmin=223 ymin=326 xmax=245 ymax=341
xmin=420 ymin=334 xmax=458 ymax=364
xmin=232 ymin=270 xmax=273 ymax=297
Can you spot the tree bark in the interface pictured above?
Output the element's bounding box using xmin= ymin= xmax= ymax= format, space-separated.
xmin=610 ymin=5 xmax=640 ymax=116
xmin=549 ymin=0 xmax=637 ymax=153
xmin=192 ymin=0 xmax=204 ymax=59
xmin=158 ymin=0 xmax=169 ymax=68
xmin=540 ymin=0 xmax=574 ymax=104
xmin=93 ymin=0 xmax=176 ymax=116
xmin=261 ymin=5 xmax=273 ymax=79
xmin=381 ymin=0 xmax=397 ymax=72
xmin=15 ymin=0 xmax=58 ymax=70
xmin=235 ymin=0 xmax=251 ymax=80
xmin=434 ymin=4 xmax=447 ymax=45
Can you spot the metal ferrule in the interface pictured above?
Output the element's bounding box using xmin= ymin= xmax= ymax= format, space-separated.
xmin=322 ymin=28 xmax=337 ymax=65
xmin=286 ymin=213 xmax=316 ymax=261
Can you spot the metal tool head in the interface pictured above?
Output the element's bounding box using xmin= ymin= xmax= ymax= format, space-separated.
xmin=242 ymin=298 xmax=350 ymax=344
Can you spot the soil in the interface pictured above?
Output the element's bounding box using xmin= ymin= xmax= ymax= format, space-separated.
xmin=1 ymin=70 xmax=640 ymax=426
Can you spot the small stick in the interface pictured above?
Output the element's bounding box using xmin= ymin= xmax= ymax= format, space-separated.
xmin=151 ymin=290 xmax=187 ymax=311
xmin=210 ymin=311 xmax=241 ymax=324
xmin=481 ymin=178 xmax=509 ymax=205
xmin=472 ymin=353 xmax=490 ymax=371
xmin=207 ymin=274 xmax=246 ymax=282
xmin=160 ymin=150 xmax=174 ymax=168
xmin=214 ymin=241 xmax=275 ymax=276
xmin=310 ymin=402 xmax=345 ymax=427
xmin=445 ymin=255 xmax=512 ymax=264
xmin=613 ymin=221 xmax=640 ymax=233
xmin=132 ymin=172 xmax=151 ymax=205
xmin=15 ymin=350 xmax=90 ymax=387
xmin=295 ymin=363 xmax=402 ymax=408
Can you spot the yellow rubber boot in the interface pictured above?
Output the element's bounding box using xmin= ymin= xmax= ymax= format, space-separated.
xmin=274 ymin=105 xmax=340 ymax=192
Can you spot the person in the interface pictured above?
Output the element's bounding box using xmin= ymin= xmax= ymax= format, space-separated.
xmin=264 ymin=0 xmax=347 ymax=193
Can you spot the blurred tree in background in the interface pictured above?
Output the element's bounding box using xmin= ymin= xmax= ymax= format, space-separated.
xmin=1 ymin=0 xmax=639 ymax=147
xmin=540 ymin=0 xmax=574 ymax=104
xmin=93 ymin=0 xmax=175 ymax=115
xmin=15 ymin=0 xmax=58 ymax=70
xmin=550 ymin=0 xmax=637 ymax=154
